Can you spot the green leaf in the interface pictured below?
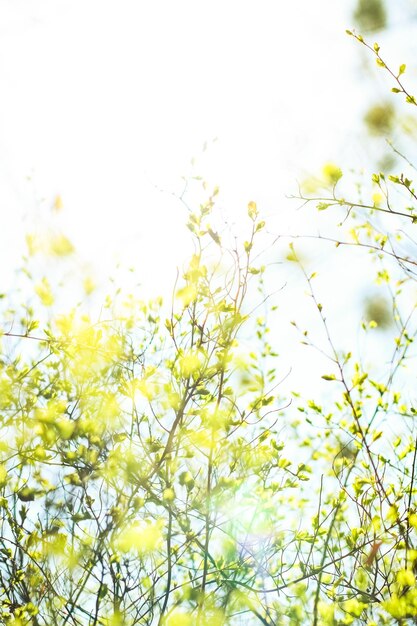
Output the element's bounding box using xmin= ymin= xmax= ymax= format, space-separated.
xmin=247 ymin=201 xmax=258 ymax=220
xmin=98 ymin=584 xmax=108 ymax=600
xmin=322 ymin=163 xmax=343 ymax=184
xmin=17 ymin=487 xmax=36 ymax=502
xmin=207 ymin=228 xmax=221 ymax=245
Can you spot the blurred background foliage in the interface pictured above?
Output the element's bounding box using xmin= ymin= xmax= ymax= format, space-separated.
xmin=350 ymin=0 xmax=417 ymax=326
xmin=354 ymin=0 xmax=387 ymax=32
xmin=352 ymin=0 xmax=417 ymax=154
xmin=363 ymin=294 xmax=393 ymax=329
xmin=363 ymin=101 xmax=395 ymax=136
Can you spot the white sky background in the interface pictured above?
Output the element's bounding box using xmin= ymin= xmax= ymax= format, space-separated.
xmin=0 ymin=0 xmax=360 ymax=284
xmin=1 ymin=0 xmax=416 ymax=400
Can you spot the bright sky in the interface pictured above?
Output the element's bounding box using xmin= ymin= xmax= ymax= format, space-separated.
xmin=0 ymin=0 xmax=362 ymax=293
xmin=5 ymin=0 xmax=413 ymax=401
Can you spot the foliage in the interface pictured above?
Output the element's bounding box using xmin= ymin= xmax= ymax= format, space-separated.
xmin=2 ymin=26 xmax=417 ymax=626
xmin=353 ymin=0 xmax=387 ymax=33
xmin=0 ymin=193 xmax=291 ymax=626
xmin=289 ymin=32 xmax=417 ymax=625
xmin=363 ymin=102 xmax=395 ymax=137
